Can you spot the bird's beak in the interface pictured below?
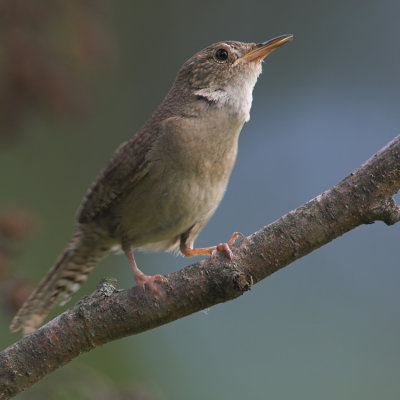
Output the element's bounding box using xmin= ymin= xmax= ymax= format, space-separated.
xmin=234 ymin=34 xmax=293 ymax=64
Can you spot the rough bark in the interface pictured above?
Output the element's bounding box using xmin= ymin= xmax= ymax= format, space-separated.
xmin=1 ymin=135 xmax=400 ymax=399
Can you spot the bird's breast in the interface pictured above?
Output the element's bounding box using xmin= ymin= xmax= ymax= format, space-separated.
xmin=157 ymin=108 xmax=244 ymax=177
xmin=116 ymin=109 xmax=245 ymax=248
xmin=148 ymin=110 xmax=243 ymax=222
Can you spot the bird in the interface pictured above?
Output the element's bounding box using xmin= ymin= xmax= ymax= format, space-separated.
xmin=10 ymin=34 xmax=293 ymax=335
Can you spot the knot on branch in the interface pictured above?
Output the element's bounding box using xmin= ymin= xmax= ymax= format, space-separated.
xmin=366 ymin=197 xmax=400 ymax=225
xmin=95 ymin=277 xmax=118 ymax=298
xmin=232 ymin=272 xmax=253 ymax=292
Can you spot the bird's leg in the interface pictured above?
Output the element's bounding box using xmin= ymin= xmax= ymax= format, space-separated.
xmin=123 ymin=246 xmax=167 ymax=294
xmin=180 ymin=232 xmax=244 ymax=260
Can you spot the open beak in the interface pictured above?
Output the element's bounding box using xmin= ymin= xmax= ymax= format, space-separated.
xmin=235 ymin=34 xmax=293 ymax=64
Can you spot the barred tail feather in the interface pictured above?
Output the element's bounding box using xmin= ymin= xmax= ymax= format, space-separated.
xmin=10 ymin=230 xmax=109 ymax=336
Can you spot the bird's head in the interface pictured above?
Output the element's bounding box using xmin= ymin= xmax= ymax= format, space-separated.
xmin=175 ymin=34 xmax=293 ymax=121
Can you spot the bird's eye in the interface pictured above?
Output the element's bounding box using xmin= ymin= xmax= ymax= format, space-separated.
xmin=214 ymin=48 xmax=229 ymax=62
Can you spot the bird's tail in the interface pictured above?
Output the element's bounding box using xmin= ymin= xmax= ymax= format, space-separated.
xmin=10 ymin=229 xmax=110 ymax=336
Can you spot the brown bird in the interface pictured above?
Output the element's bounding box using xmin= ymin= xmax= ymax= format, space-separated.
xmin=10 ymin=34 xmax=293 ymax=335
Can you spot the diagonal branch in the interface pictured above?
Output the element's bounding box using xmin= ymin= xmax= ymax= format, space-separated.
xmin=1 ymin=135 xmax=400 ymax=399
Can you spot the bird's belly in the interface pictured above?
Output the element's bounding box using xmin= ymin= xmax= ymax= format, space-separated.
xmin=116 ymin=165 xmax=229 ymax=250
xmin=115 ymin=114 xmax=241 ymax=250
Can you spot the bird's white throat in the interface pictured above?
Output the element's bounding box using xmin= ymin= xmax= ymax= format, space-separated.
xmin=194 ymin=62 xmax=262 ymax=122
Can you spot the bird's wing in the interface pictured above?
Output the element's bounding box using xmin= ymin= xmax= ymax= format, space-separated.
xmin=77 ymin=128 xmax=154 ymax=223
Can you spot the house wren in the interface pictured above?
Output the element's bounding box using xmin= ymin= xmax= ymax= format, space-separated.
xmin=10 ymin=34 xmax=293 ymax=335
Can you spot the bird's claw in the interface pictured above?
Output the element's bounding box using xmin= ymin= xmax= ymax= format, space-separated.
xmin=134 ymin=272 xmax=168 ymax=295
xmin=211 ymin=232 xmax=245 ymax=260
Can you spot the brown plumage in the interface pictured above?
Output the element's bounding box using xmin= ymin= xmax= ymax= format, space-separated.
xmin=10 ymin=35 xmax=293 ymax=335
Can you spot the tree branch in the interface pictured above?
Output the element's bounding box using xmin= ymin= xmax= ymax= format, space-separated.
xmin=1 ymin=135 xmax=400 ymax=399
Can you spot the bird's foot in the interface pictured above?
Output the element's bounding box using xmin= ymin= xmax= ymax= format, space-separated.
xmin=134 ymin=269 xmax=168 ymax=295
xmin=211 ymin=232 xmax=245 ymax=260
xmin=181 ymin=232 xmax=245 ymax=260
xmin=124 ymin=247 xmax=167 ymax=295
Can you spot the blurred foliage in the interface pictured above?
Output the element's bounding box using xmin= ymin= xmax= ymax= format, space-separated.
xmin=17 ymin=364 xmax=158 ymax=400
xmin=0 ymin=0 xmax=114 ymax=139
xmin=0 ymin=206 xmax=36 ymax=314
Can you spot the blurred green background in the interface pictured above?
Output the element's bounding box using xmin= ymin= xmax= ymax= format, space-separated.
xmin=1 ymin=0 xmax=400 ymax=399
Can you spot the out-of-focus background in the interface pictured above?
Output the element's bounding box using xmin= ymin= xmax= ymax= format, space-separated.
xmin=1 ymin=0 xmax=400 ymax=399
